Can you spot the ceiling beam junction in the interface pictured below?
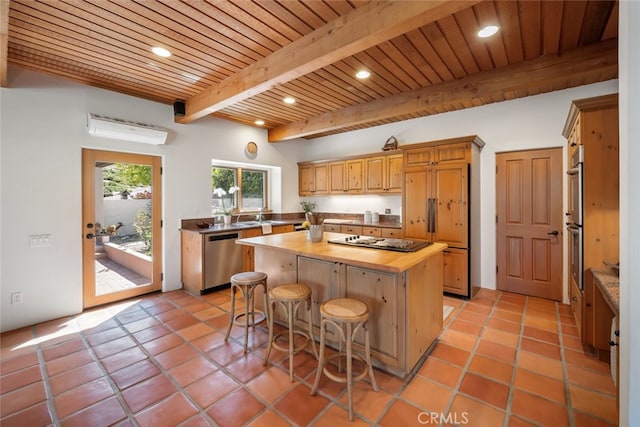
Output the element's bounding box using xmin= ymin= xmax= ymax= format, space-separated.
xmin=176 ymin=0 xmax=480 ymax=124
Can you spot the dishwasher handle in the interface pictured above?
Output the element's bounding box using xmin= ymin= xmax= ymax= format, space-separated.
xmin=207 ymin=233 xmax=240 ymax=242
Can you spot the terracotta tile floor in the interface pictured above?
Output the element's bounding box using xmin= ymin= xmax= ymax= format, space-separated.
xmin=0 ymin=288 xmax=618 ymax=426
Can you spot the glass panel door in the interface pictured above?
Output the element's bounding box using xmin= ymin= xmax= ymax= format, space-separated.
xmin=82 ymin=149 xmax=162 ymax=308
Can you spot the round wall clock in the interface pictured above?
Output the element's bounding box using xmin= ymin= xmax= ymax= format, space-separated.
xmin=246 ymin=141 xmax=258 ymax=155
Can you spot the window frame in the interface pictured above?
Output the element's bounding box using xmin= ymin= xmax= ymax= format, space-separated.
xmin=211 ymin=164 xmax=269 ymax=214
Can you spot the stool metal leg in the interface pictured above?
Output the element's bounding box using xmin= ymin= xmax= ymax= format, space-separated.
xmin=224 ymin=284 xmax=237 ymax=342
xmin=263 ymin=295 xmax=275 ymax=365
xmin=364 ymin=321 xmax=379 ymax=391
xmin=306 ymin=296 xmax=318 ymax=359
xmin=287 ymin=300 xmax=295 ymax=382
xmin=310 ymin=318 xmax=326 ymax=395
xmin=242 ymin=285 xmax=250 ymax=352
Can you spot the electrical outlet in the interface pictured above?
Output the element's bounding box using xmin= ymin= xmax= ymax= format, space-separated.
xmin=11 ymin=292 xmax=23 ymax=304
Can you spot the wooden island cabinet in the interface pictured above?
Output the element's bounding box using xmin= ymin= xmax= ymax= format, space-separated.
xmin=237 ymin=231 xmax=446 ymax=377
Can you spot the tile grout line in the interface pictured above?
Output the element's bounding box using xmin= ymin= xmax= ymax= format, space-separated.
xmin=556 ymin=301 xmax=574 ymax=427
xmin=168 ymin=292 xmax=318 ymax=426
xmin=33 ymin=324 xmax=61 ymax=426
xmin=502 ymin=294 xmax=530 ymax=427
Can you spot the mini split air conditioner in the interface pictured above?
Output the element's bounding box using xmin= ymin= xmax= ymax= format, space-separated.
xmin=87 ymin=113 xmax=168 ymax=145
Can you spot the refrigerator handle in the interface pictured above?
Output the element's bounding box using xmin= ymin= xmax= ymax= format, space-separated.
xmin=426 ymin=198 xmax=432 ymax=233
xmin=431 ymin=198 xmax=436 ymax=234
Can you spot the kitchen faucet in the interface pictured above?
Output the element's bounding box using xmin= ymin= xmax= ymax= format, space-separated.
xmin=257 ymin=207 xmax=265 ymax=223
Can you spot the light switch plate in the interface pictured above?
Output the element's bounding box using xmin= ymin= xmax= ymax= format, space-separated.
xmin=29 ymin=234 xmax=51 ymax=248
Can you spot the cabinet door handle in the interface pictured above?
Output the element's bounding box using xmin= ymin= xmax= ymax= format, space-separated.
xmin=571 ymin=296 xmax=578 ymax=302
xmin=430 ymin=198 xmax=437 ymax=233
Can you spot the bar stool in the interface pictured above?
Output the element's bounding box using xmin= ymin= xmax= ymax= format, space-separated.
xmin=310 ymin=297 xmax=378 ymax=421
xmin=263 ymin=283 xmax=318 ymax=382
xmin=224 ymin=271 xmax=268 ymax=353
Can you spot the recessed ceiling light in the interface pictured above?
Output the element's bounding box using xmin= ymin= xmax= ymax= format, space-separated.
xmin=151 ymin=46 xmax=171 ymax=58
xmin=477 ymin=25 xmax=499 ymax=38
xmin=355 ymin=70 xmax=370 ymax=79
xmin=283 ymin=97 xmax=296 ymax=104
xmin=254 ymin=119 xmax=265 ymax=126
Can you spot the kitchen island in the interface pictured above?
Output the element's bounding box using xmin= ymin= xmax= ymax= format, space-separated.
xmin=236 ymin=230 xmax=446 ymax=377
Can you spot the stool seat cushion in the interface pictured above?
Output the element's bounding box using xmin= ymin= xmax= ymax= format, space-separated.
xmin=231 ymin=271 xmax=267 ymax=284
xmin=321 ymin=298 xmax=368 ymax=320
xmin=270 ymin=283 xmax=311 ymax=300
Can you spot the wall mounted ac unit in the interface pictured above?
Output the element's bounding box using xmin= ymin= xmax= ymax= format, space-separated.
xmin=87 ymin=113 xmax=168 ymax=145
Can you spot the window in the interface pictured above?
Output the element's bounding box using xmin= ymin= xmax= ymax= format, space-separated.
xmin=211 ymin=165 xmax=267 ymax=214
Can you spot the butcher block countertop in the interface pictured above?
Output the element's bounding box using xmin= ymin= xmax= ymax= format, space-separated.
xmin=236 ymin=230 xmax=447 ymax=273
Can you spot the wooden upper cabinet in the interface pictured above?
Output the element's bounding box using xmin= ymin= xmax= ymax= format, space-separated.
xmin=365 ymin=153 xmax=402 ymax=193
xmin=299 ymin=152 xmax=399 ymax=196
xmin=329 ymin=161 xmax=346 ymax=193
xmin=404 ymin=140 xmax=472 ymax=167
xmin=329 ymin=159 xmax=364 ymax=194
xmin=299 ymin=163 xmax=328 ymax=195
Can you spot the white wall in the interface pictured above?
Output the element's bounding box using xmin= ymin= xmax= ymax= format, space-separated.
xmin=0 ymin=66 xmax=305 ymax=332
xmin=618 ymin=1 xmax=638 ymax=425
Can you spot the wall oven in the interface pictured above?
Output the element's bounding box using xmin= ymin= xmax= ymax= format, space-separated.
xmin=567 ymin=146 xmax=584 ymax=288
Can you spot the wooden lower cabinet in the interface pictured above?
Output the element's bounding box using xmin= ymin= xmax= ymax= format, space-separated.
xmin=443 ymin=248 xmax=468 ymax=296
xmin=569 ymin=276 xmax=583 ymax=337
xmin=324 ymin=224 xmax=401 ymax=237
xmin=296 ymin=256 xmax=404 ymax=373
xmin=296 ymin=257 xmax=342 ymax=342
xmin=341 ymin=224 xmax=363 ymax=234
xmin=345 ymin=266 xmax=401 ymax=365
xmin=583 ymin=269 xmax=615 ymax=362
xmin=242 ymin=225 xmax=294 ymax=271
xmin=324 ymin=224 xmax=341 ymax=233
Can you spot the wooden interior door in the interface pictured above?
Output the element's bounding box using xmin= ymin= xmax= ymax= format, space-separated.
xmin=496 ymin=148 xmax=563 ymax=300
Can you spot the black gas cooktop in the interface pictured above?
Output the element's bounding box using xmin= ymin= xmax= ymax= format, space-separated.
xmin=327 ymin=235 xmax=432 ymax=253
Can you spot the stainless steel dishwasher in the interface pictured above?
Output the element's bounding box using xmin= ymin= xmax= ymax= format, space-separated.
xmin=204 ymin=232 xmax=243 ymax=291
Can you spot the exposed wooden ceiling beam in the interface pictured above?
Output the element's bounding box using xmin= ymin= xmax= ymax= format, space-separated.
xmin=176 ymin=0 xmax=480 ymax=124
xmin=268 ymin=39 xmax=618 ymax=142
xmin=0 ymin=0 xmax=9 ymax=87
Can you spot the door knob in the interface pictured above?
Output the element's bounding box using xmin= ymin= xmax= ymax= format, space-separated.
xmin=547 ymin=230 xmax=559 ymax=236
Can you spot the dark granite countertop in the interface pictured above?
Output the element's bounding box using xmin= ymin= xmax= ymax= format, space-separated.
xmin=591 ymin=267 xmax=620 ymax=315
xmin=181 ymin=217 xmax=304 ymax=234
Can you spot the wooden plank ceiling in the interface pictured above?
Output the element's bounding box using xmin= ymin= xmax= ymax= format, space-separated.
xmin=3 ymin=0 xmax=618 ymax=142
